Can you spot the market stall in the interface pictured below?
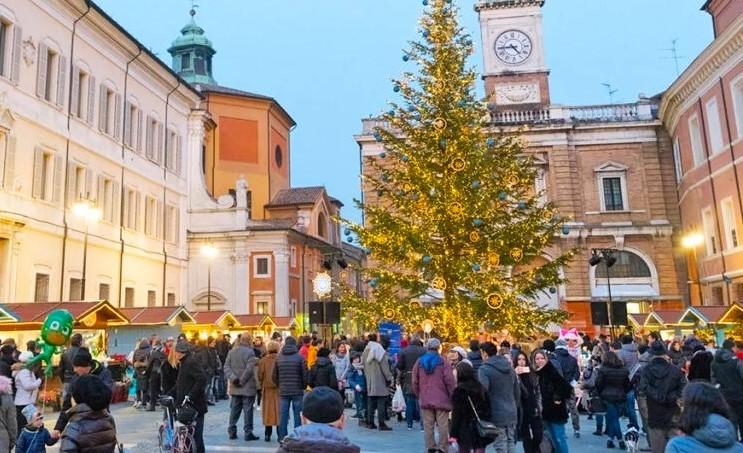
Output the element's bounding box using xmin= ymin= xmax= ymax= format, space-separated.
xmin=678 ymin=304 xmax=743 ymax=345
xmin=110 ymin=306 xmax=196 ymax=355
xmin=234 ymin=314 xmax=276 ymax=339
xmin=272 ymin=316 xmax=299 ymax=338
xmin=642 ymin=309 xmax=685 ymax=339
xmin=185 ymin=310 xmax=240 ymax=341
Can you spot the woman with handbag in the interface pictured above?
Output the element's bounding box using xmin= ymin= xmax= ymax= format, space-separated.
xmin=449 ymin=362 xmax=494 ymax=453
xmin=534 ymin=350 xmax=573 ymax=453
xmin=581 ymin=354 xmax=606 ymax=436
xmin=595 ymin=351 xmax=631 ymax=449
xmin=514 ymin=352 xmax=542 ymax=453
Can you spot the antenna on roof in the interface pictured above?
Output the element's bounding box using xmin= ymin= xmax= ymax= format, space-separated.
xmin=660 ymin=39 xmax=685 ymax=77
xmin=601 ymin=83 xmax=618 ymax=105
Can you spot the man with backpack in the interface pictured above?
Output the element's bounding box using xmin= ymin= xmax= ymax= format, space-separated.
xmin=639 ymin=341 xmax=686 ymax=453
xmin=132 ymin=339 xmax=151 ymax=409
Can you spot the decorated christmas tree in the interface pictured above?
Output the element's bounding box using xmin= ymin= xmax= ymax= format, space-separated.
xmin=341 ymin=0 xmax=573 ymax=342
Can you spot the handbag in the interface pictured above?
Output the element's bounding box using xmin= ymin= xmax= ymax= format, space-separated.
xmin=467 ymin=395 xmax=499 ymax=439
xmin=588 ymin=395 xmax=607 ymax=415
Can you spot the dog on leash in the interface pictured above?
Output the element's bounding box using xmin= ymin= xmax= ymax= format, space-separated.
xmin=623 ymin=426 xmax=640 ymax=453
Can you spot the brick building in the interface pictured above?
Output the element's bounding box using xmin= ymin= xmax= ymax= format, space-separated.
xmin=357 ymin=0 xmax=688 ymax=333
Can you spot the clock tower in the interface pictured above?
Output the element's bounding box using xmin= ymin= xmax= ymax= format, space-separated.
xmin=476 ymin=0 xmax=550 ymax=108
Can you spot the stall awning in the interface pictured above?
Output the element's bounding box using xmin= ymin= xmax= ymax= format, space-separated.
xmin=190 ymin=310 xmax=239 ymax=328
xmin=235 ymin=314 xmax=274 ymax=328
xmin=678 ymin=306 xmax=732 ymax=326
xmin=0 ymin=301 xmax=129 ymax=330
xmin=272 ymin=316 xmax=298 ymax=329
xmin=719 ymin=304 xmax=743 ymax=324
xmin=628 ymin=313 xmax=648 ymax=328
xmin=119 ymin=306 xmax=196 ymax=326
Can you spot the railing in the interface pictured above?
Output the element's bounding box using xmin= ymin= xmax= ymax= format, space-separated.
xmin=492 ymin=109 xmax=551 ymax=124
xmin=361 ymin=119 xmax=390 ymax=134
xmin=563 ymin=103 xmax=640 ymax=122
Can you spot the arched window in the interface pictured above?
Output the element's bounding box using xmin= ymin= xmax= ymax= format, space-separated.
xmin=595 ymin=251 xmax=651 ymax=278
xmin=591 ymin=249 xmax=658 ymax=298
xmin=317 ymin=212 xmax=326 ymax=239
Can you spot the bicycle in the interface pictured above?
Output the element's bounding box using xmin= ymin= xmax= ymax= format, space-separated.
xmin=157 ymin=396 xmax=196 ymax=453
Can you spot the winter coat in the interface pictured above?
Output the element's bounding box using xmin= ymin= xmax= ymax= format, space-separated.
xmin=478 ymin=355 xmax=520 ymax=426
xmin=203 ymin=346 xmax=219 ymax=377
xmin=257 ymin=352 xmax=279 ymax=426
xmin=618 ymin=343 xmax=639 ymax=371
xmin=450 ymin=379 xmax=494 ymax=449
xmin=58 ymin=404 xmax=117 ymax=453
xmin=307 ymin=346 xmax=318 ymax=369
xmin=309 ymin=357 xmax=338 ymax=389
xmin=346 ymin=363 xmax=366 ymax=393
xmin=13 ymin=368 xmax=41 ymax=407
xmin=666 ymin=414 xmax=743 ymax=453
xmin=146 ymin=347 xmax=166 ymax=393
xmin=518 ymin=369 xmax=542 ymax=420
xmin=273 ymin=343 xmax=308 ymax=397
xmin=160 ymin=361 xmax=178 ymax=398
xmin=553 ymin=348 xmax=579 ymax=383
xmin=688 ymin=350 xmax=713 ymax=382
xmin=0 ymin=378 xmax=16 ymax=453
xmin=132 ymin=341 xmax=151 ymax=378
xmin=396 ymin=344 xmax=426 ymax=395
xmin=59 ymin=345 xmax=81 ymax=384
xmin=331 ymin=353 xmax=349 ymax=386
xmin=175 ymin=351 xmax=207 ymax=415
xmin=223 ymin=344 xmax=258 ymax=397
xmin=536 ymin=361 xmax=573 ymax=423
xmin=638 ymin=357 xmax=686 ymax=429
xmin=669 ymin=348 xmax=684 ymax=367
xmin=711 ymin=349 xmax=743 ymax=403
xmin=361 ymin=341 xmax=392 ymax=397
xmin=595 ymin=364 xmax=630 ymax=404
xmin=15 ymin=426 xmax=57 ymax=453
xmin=276 ymin=422 xmax=361 ymax=453
xmin=54 ymin=368 xmax=111 ymax=434
xmin=412 ymin=352 xmax=455 ymax=411
xmin=467 ymin=350 xmax=483 ymax=373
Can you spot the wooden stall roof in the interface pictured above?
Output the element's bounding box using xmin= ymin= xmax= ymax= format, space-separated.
xmin=119 ymin=306 xmax=195 ymax=326
xmin=628 ymin=313 xmax=648 ymax=327
xmin=190 ymin=310 xmax=239 ymax=327
xmin=272 ymin=316 xmax=298 ymax=329
xmin=647 ymin=310 xmax=685 ymax=326
xmin=234 ymin=314 xmax=272 ymax=327
xmin=679 ymin=306 xmax=732 ymax=325
xmin=719 ymin=304 xmax=743 ymax=324
xmin=0 ymin=301 xmax=129 ymax=330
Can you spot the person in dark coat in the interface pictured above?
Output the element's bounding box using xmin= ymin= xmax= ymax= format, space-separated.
xmin=146 ymin=339 xmax=167 ymax=411
xmin=688 ymin=346 xmax=713 ymax=382
xmin=132 ymin=339 xmax=151 ymax=409
xmin=58 ymin=374 xmax=117 ymax=453
xmin=174 ymin=340 xmax=207 ymax=453
xmin=309 ymin=348 xmax=338 ymax=389
xmin=160 ymin=347 xmax=179 ymax=399
xmin=596 ymin=351 xmax=631 ymax=449
xmin=223 ymin=334 xmax=259 ymax=441
xmin=273 ymin=337 xmax=308 ymax=442
xmin=15 ymin=404 xmax=57 ymax=453
xmin=515 ymin=351 xmax=542 ymax=453
xmin=467 ymin=340 xmax=483 ymax=373
xmin=396 ymin=336 xmax=426 ymax=430
xmin=478 ymin=341 xmax=520 ymax=453
xmin=59 ymin=333 xmax=83 ymax=401
xmin=553 ymin=339 xmax=580 ymax=438
xmin=450 ymin=361 xmax=494 ymax=453
xmin=711 ymin=339 xmax=743 ymax=441
xmin=639 ymin=341 xmax=687 ymax=453
xmin=534 ymin=350 xmax=572 ymax=453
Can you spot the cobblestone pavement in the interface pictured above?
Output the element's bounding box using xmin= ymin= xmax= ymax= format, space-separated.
xmin=46 ymin=399 xmax=646 ymax=452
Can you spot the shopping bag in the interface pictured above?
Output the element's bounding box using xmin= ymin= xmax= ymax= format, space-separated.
xmin=392 ymin=385 xmax=406 ymax=412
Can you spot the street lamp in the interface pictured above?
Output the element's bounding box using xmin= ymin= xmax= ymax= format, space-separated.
xmin=73 ymin=201 xmax=102 ymax=301
xmin=590 ymin=248 xmax=617 ymax=338
xmin=682 ymin=232 xmax=705 ymax=306
xmin=200 ymin=243 xmax=218 ymax=311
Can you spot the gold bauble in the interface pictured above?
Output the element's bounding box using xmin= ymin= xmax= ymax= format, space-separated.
xmin=383 ymin=308 xmax=396 ymax=319
xmin=469 ymin=231 xmax=480 ymax=243
xmin=510 ymin=247 xmax=523 ymax=262
xmin=449 ymin=202 xmax=465 ymax=219
xmin=505 ymin=174 xmax=519 ymax=187
xmin=488 ymin=253 xmax=500 ymax=267
xmin=340 ymin=270 xmax=349 ymax=280
xmin=450 ymin=158 xmax=466 ymax=172
xmin=486 ymin=293 xmax=503 ymax=309
xmin=431 ymin=277 xmax=447 ymax=291
xmin=433 ymin=118 xmax=447 ymax=130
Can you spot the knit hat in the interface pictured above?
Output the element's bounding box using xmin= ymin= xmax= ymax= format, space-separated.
xmin=542 ymin=339 xmax=556 ymax=352
xmin=451 ymin=346 xmax=467 ymax=360
xmin=555 ymin=338 xmax=568 ymax=349
xmin=21 ymin=404 xmax=37 ymax=424
xmin=17 ymin=351 xmax=34 ymax=363
xmin=72 ymin=348 xmax=93 ymax=367
xmin=302 ymin=386 xmax=344 ymax=424
xmin=175 ymin=339 xmax=191 ymax=353
xmin=650 ymin=340 xmax=667 ymax=357
xmin=426 ymin=338 xmax=441 ymax=350
xmin=71 ymin=374 xmax=111 ymax=411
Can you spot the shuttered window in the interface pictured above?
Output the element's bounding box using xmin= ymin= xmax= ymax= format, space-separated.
xmin=70 ymin=66 xmax=89 ymax=120
xmin=99 ymin=283 xmax=110 ymax=301
xmin=147 ymin=290 xmax=156 ymax=307
xmin=33 ymin=148 xmax=61 ymax=203
xmin=124 ymin=287 xmax=134 ymax=308
xmin=34 ymin=273 xmax=49 ymax=302
xmin=36 ymin=44 xmax=65 ymax=106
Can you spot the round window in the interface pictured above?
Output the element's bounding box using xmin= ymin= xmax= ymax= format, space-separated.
xmin=275 ymin=146 xmax=283 ymax=168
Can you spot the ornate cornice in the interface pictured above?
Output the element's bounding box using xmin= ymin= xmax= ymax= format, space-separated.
xmin=474 ymin=0 xmax=545 ymax=12
xmin=659 ymin=14 xmax=743 ymax=133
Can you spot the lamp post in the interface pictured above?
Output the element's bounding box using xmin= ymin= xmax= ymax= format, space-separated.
xmin=590 ymin=248 xmax=617 ymax=339
xmin=73 ymin=202 xmax=102 ymax=301
xmin=681 ymin=232 xmax=705 ymax=306
xmin=200 ymin=243 xmax=218 ymax=311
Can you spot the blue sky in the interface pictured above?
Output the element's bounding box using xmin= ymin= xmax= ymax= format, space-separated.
xmin=97 ymin=0 xmax=713 ymax=223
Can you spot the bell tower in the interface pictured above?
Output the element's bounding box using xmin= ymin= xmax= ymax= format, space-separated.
xmin=168 ymin=6 xmax=217 ymax=85
xmin=475 ymin=0 xmax=550 ymax=108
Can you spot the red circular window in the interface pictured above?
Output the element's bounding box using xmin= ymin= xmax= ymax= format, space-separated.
xmin=275 ymin=146 xmax=283 ymax=168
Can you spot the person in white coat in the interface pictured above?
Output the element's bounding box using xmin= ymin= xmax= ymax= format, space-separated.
xmin=13 ymin=351 xmax=41 ymax=432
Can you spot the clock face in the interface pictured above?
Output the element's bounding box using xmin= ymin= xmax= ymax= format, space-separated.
xmin=494 ymin=30 xmax=532 ymax=65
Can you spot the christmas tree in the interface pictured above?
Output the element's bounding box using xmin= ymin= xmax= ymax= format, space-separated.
xmin=341 ymin=0 xmax=572 ymax=342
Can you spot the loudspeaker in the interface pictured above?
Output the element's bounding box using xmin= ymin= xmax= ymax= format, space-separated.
xmin=308 ymin=301 xmax=324 ymax=324
xmin=591 ymin=302 xmax=609 ymax=325
xmin=325 ymin=302 xmax=341 ymax=324
xmin=611 ymin=302 xmax=628 ymax=326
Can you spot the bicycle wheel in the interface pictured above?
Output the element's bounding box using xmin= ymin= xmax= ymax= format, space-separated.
xmin=174 ymin=426 xmax=194 ymax=453
xmin=157 ymin=424 xmax=167 ymax=453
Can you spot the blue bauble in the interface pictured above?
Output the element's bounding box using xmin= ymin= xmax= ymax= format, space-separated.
xmin=549 ymin=287 xmax=557 ymax=294
xmin=422 ymin=255 xmax=432 ymax=264
xmin=374 ymin=132 xmax=382 ymax=142
xmin=471 ymin=180 xmax=481 ymax=189
xmin=344 ymin=228 xmax=351 ymax=236
xmin=487 ymin=137 xmax=496 ymax=147
xmin=561 ymin=225 xmax=570 ymax=235
xmin=472 ymin=218 xmax=483 ymax=227
xmin=402 ymin=55 xmax=409 ymax=62
xmin=439 ymin=139 xmax=447 ymax=148
xmin=498 ymin=191 xmax=507 ymax=200
xmin=518 ymin=201 xmax=527 ymax=210
xmin=407 ymin=105 xmax=416 ymax=112
xmin=458 ymin=100 xmax=467 ymax=107
xmin=393 ymin=85 xmax=401 ymax=93
xmin=422 ymin=0 xmax=428 ymax=5
xmin=380 ymin=152 xmax=387 ymax=158
xmin=388 ymin=109 xmax=395 ymax=116
xmin=401 ymin=155 xmax=409 ymax=162
xmin=346 ymin=236 xmax=354 ymax=243
xmin=472 ymin=263 xmax=481 ymax=272
xmin=369 ymin=278 xmax=379 ymax=288
xmin=423 ymin=30 xmax=430 ymax=38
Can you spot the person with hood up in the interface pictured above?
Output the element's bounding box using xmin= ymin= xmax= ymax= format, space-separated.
xmin=467 ymin=340 xmax=483 ymax=373
xmin=0 ymin=375 xmax=16 ymax=452
xmin=450 ymin=361 xmax=494 ymax=453
xmin=666 ymin=382 xmax=743 ymax=453
xmin=478 ymin=341 xmax=520 ymax=453
xmin=412 ymin=338 xmax=456 ymax=453
xmin=711 ymin=339 xmax=743 ymax=441
xmin=553 ymin=338 xmax=580 ymax=438
xmin=223 ymin=334 xmax=259 ymax=441
xmin=276 ymin=386 xmax=360 ymax=453
xmin=13 ymin=351 xmax=42 ymax=435
xmin=273 ymin=337 xmax=308 ymax=442
xmin=131 ymin=338 xmax=151 ymax=409
xmin=534 ymin=350 xmax=572 ymax=453
xmin=58 ymin=374 xmax=117 ymax=453
xmin=397 ymin=336 xmax=426 ymax=430
xmin=309 ymin=348 xmax=338 ymax=389
xmin=638 ymin=340 xmax=687 ymax=453
xmin=361 ymin=333 xmax=393 ymax=431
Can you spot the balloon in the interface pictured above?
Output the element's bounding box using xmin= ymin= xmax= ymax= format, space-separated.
xmin=26 ymin=309 xmax=75 ymax=377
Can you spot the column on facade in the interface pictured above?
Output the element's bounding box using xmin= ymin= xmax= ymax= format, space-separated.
xmin=231 ymin=242 xmax=249 ymax=314
xmin=274 ymin=248 xmax=290 ymax=317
